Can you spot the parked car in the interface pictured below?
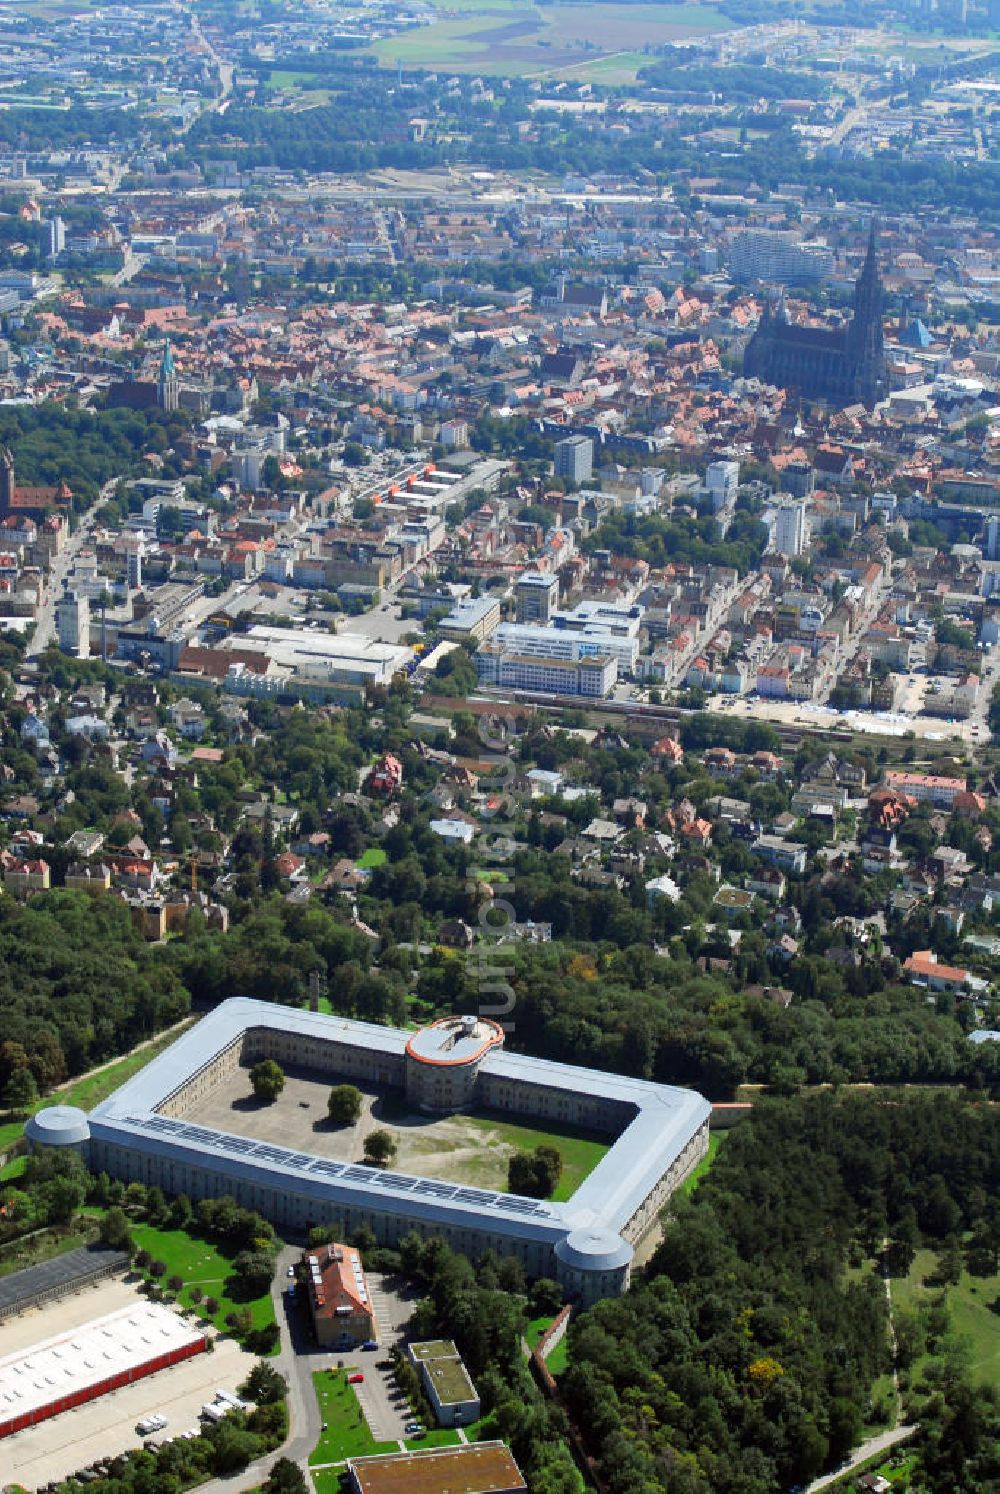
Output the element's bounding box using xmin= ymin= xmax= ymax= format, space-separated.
xmin=405 ymin=1422 xmax=424 ymax=1435
xmin=361 ymin=1339 xmax=378 ymax=1350
xmin=348 ymin=1372 xmax=364 ymax=1384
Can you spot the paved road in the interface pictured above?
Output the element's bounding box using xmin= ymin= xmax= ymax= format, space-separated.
xmin=804 ymin=1424 xmax=917 ymax=1493
xmin=193 ymin=1245 xmax=321 ymax=1494
xmin=26 ymin=480 xmax=117 ymax=658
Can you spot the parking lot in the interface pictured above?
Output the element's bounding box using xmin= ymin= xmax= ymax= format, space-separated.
xmin=307 ymin=1272 xmax=423 ymax=1448
xmin=2 ymin=1278 xmax=248 ymax=1491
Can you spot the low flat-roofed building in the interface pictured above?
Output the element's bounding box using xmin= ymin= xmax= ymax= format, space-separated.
xmin=346 ymin=1441 xmax=525 ymax=1494
xmin=0 ymin=1303 xmax=206 ymax=1439
xmin=408 ymin=1339 xmax=480 ymax=1426
xmin=232 ymin=625 xmax=411 ymax=687
xmin=304 ymin=1242 xmax=375 ymax=1348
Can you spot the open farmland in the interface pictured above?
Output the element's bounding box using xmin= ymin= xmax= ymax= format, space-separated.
xmin=365 ymin=0 xmax=733 ymax=79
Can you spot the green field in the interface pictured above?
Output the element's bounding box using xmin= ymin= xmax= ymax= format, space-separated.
xmin=524 ymin=1314 xmax=555 ymax=1351
xmin=365 ymin=0 xmax=731 ymax=78
xmin=678 ymin=1131 xmax=725 ymax=1197
xmin=357 ymin=848 xmax=387 ymax=869
xmin=546 ymin=1332 xmax=569 ymax=1375
xmin=130 ymin=1222 xmax=278 ymax=1342
xmin=893 ymin=1248 xmax=1000 ymax=1387
xmin=0 ymin=1220 xmax=98 ymax=1279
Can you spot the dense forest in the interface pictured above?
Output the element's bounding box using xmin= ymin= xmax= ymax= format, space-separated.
xmin=562 ymin=1092 xmax=1000 ymax=1494
xmin=0 ymin=894 xmax=189 ymax=1090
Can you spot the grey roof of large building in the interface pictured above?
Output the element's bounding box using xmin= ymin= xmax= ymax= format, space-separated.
xmin=82 ymin=998 xmax=710 ymax=1249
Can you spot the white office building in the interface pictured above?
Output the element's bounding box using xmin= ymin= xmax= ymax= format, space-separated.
xmin=728 ymin=230 xmax=834 ymax=285
xmin=775 ymin=500 xmax=807 ymax=558
xmin=492 ymin=621 xmax=638 ymax=673
xmin=704 ymin=460 xmax=739 ymax=513
xmin=55 ymin=586 xmax=89 ymax=658
xmin=476 ymin=644 xmax=616 ymax=698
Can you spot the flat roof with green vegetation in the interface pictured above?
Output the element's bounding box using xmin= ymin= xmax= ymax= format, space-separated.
xmin=409 ymin=1339 xmax=457 ymax=1363
xmin=422 ymin=1353 xmax=477 ymax=1407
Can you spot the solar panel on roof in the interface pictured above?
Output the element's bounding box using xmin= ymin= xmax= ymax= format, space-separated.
xmin=253 ymin=1145 xmax=294 ymax=1164
xmin=308 ymin=1160 xmax=343 ymax=1177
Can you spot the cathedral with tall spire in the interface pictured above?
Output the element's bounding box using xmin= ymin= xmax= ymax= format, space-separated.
xmin=743 ymin=224 xmax=886 ymax=408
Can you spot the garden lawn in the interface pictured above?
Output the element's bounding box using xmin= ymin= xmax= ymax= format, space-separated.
xmin=130 ymin=1222 xmax=277 ymax=1340
xmin=357 ymin=848 xmax=387 ymax=869
xmin=309 ymin=1370 xmax=397 ymax=1465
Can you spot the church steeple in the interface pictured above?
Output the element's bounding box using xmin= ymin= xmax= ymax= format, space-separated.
xmin=849 ymin=220 xmax=885 ymax=408
xmin=157 ymin=339 xmax=178 ymax=413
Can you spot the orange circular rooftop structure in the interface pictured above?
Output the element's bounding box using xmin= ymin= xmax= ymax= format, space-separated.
xmin=404 ymin=1016 xmax=505 ymax=1112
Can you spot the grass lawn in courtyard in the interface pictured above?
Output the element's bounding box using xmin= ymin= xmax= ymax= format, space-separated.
xmin=463 ymin=1111 xmax=609 ymax=1201
xmin=130 ymin=1221 xmax=277 ymax=1342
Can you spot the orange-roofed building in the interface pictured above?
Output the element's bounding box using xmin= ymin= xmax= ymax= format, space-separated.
xmin=902 ymin=950 xmax=974 ymax=994
xmin=303 ymin=1242 xmax=376 ymax=1348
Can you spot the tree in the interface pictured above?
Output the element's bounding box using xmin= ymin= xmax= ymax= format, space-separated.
xmin=232 ymin=1250 xmax=276 ymax=1295
xmin=328 ymin=1084 xmax=363 ymax=1125
xmin=99 ymin=1205 xmax=132 ymax=1253
xmin=205 ymin=1295 xmax=220 ymax=1315
xmin=241 ymin=1361 xmax=288 ymax=1405
xmin=4 ymin=1065 xmax=38 ymax=1112
xmin=150 ymin=1258 xmax=167 ymax=1279
xmin=250 ymin=1059 xmax=285 ymax=1103
xmin=529 ymin=1278 xmax=564 ymax=1317
xmin=508 ymin=1145 xmax=563 ymax=1199
xmin=363 ymin=1129 xmax=397 ymax=1167
xmin=263 ymin=1458 xmax=307 ymax=1494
